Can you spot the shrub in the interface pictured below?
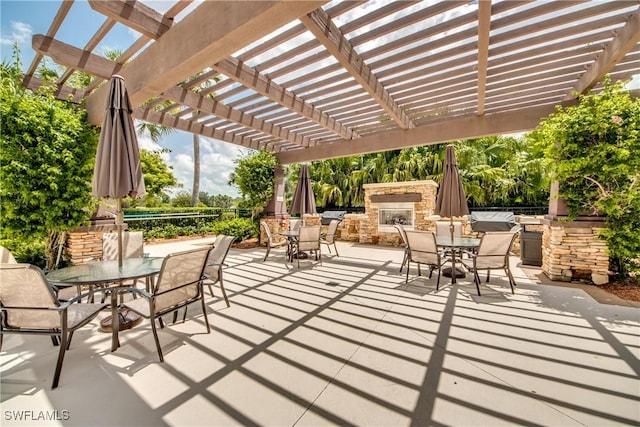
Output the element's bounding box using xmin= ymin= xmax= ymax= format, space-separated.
xmin=0 ymin=238 xmax=47 ymax=268
xmin=212 ymin=218 xmax=257 ymax=241
xmin=533 ymin=77 xmax=640 ymax=275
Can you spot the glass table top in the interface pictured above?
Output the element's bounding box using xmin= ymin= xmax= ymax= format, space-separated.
xmin=435 ymin=236 xmax=481 ymax=248
xmin=46 ymin=257 xmax=164 ymax=285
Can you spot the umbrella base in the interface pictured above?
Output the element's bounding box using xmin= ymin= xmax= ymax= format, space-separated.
xmin=442 ymin=267 xmax=466 ymax=278
xmin=293 ymin=251 xmax=308 ymax=259
xmin=100 ymin=309 xmax=142 ymax=332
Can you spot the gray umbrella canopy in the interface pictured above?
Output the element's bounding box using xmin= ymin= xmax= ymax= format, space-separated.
xmin=92 ymin=75 xmax=145 ymax=265
xmin=289 ymin=164 xmax=317 ymax=219
xmin=435 ymin=145 xmax=469 ymax=229
xmin=92 ymin=75 xmax=145 ymax=200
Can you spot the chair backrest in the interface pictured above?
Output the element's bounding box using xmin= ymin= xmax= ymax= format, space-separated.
xmin=260 ymin=221 xmax=273 ymax=241
xmin=405 ymin=231 xmax=440 ymax=265
xmin=475 ymin=231 xmax=518 ymax=267
xmin=0 ymin=263 xmax=60 ymax=328
xmin=436 ymin=221 xmax=462 ymax=239
xmin=298 ymin=225 xmax=321 ymax=251
xmin=204 ymin=235 xmax=235 ymax=281
xmin=324 ymin=220 xmax=340 ymax=243
xmin=152 ymin=248 xmax=209 ymax=312
xmin=102 ymin=232 xmax=144 ymax=260
xmin=290 ymin=218 xmax=302 ymax=231
xmin=394 ymin=225 xmax=408 ymax=247
xmin=0 ymin=246 xmax=17 ymax=263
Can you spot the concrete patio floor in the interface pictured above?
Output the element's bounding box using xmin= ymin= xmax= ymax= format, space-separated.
xmin=2 ymin=238 xmax=639 ymax=426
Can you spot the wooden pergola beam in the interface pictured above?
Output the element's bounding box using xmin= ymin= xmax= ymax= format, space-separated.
xmin=161 ymin=86 xmax=312 ymax=147
xmin=476 ymin=0 xmax=492 ymax=116
xmin=24 ymin=0 xmax=73 ymax=77
xmin=89 ymin=0 xmax=173 ymax=39
xmin=275 ymin=101 xmax=581 ymax=164
xmin=85 ymin=1 xmax=327 ymax=125
xmin=31 ymin=35 xmax=312 ymax=148
xmin=565 ymin=7 xmax=640 ymax=99
xmin=212 ymin=57 xmax=359 ymax=140
xmin=300 ymin=7 xmax=414 ymax=129
xmin=32 ymin=35 xmax=123 ymax=78
xmin=135 ymin=107 xmax=268 ymax=151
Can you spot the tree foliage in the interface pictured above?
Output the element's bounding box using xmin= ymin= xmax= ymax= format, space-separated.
xmin=532 ymin=77 xmax=640 ymax=274
xmin=285 ymin=136 xmax=550 ymax=208
xmin=1 ymin=46 xmax=99 ymax=268
xmin=229 ymin=150 xmax=277 ymax=217
xmin=139 ymin=149 xmax=179 ymax=205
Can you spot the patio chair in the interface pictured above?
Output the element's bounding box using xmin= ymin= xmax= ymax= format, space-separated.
xmin=394 ymin=225 xmax=409 ymax=273
xmin=102 ymin=231 xmax=144 ymax=260
xmin=404 ymin=231 xmax=445 ymax=289
xmin=0 ymin=246 xmax=17 ymax=263
xmin=203 ymin=235 xmax=235 ymax=306
xmin=260 ymin=221 xmax=289 ymax=262
xmin=0 ymin=263 xmax=107 ymax=389
xmin=461 ymin=231 xmax=519 ymax=296
xmin=289 ymin=218 xmax=303 ymax=231
xmin=112 ymin=247 xmax=210 ymax=362
xmin=435 ymin=221 xmax=462 ymax=239
xmin=105 ymin=231 xmax=148 ymax=295
xmin=320 ymin=219 xmax=340 ymax=256
xmin=294 ymin=225 xmax=321 ymax=268
xmin=436 ymin=220 xmax=464 ymax=258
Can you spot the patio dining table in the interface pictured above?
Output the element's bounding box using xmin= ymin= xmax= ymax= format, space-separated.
xmin=279 ymin=230 xmax=298 ymax=262
xmin=47 ymin=257 xmax=164 ymax=349
xmin=435 ymin=236 xmax=480 ymax=284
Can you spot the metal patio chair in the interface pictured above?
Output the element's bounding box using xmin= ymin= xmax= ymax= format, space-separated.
xmin=294 ymin=225 xmax=321 ymax=268
xmin=0 ymin=263 xmax=107 ymax=389
xmin=260 ymin=221 xmax=289 ymax=262
xmin=203 ymin=235 xmax=235 ymax=306
xmin=404 ymin=230 xmax=446 ymax=289
xmin=461 ymin=231 xmax=519 ymax=296
xmin=394 ymin=225 xmax=409 ymax=273
xmin=320 ymin=219 xmax=340 ymax=257
xmin=111 ymin=247 xmax=210 ymax=362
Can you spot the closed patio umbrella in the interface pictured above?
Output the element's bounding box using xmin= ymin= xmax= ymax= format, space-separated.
xmin=92 ymin=75 xmax=145 ymax=267
xmin=435 ymin=145 xmax=469 ymax=235
xmin=289 ymin=163 xmax=316 ymax=222
xmin=435 ymin=145 xmax=469 ymax=279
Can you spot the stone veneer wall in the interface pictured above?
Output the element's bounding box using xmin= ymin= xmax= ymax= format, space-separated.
xmin=66 ymin=224 xmax=122 ymax=265
xmin=542 ymin=219 xmax=609 ymax=284
xmin=360 ymin=180 xmax=439 ymax=245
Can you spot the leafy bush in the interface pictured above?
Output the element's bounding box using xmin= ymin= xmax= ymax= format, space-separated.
xmin=229 ymin=151 xmax=278 ymax=217
xmin=212 ymin=218 xmax=257 ymax=241
xmin=1 ymin=46 xmax=99 ymax=269
xmin=0 ymin=238 xmax=47 ymax=268
xmin=533 ymin=77 xmax=640 ymax=275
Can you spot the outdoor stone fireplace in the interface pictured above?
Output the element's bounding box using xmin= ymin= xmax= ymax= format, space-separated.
xmin=360 ymin=181 xmax=439 ymax=245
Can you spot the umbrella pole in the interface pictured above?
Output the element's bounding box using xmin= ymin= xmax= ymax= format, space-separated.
xmin=117 ymin=198 xmax=123 ymax=267
xmin=449 ymin=217 xmax=455 ymax=242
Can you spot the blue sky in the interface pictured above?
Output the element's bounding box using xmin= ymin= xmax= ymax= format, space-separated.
xmin=0 ymin=0 xmax=247 ymax=197
xmin=3 ymin=1 xmax=638 ymax=199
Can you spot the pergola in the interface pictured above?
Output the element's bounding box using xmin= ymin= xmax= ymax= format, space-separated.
xmin=24 ymin=0 xmax=640 ymax=165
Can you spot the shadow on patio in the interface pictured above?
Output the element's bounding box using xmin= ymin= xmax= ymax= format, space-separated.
xmin=2 ymin=240 xmax=639 ymax=426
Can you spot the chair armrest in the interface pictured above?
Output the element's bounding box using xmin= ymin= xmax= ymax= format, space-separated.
xmin=111 ymin=286 xmax=153 ymax=300
xmin=62 ymin=286 xmax=109 ymax=306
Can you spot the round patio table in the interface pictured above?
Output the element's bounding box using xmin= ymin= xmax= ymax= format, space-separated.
xmin=47 ymin=257 xmax=164 ymax=337
xmin=435 ymin=236 xmax=480 ymax=284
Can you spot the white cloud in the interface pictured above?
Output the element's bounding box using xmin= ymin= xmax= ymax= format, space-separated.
xmin=0 ymin=21 xmax=32 ymax=45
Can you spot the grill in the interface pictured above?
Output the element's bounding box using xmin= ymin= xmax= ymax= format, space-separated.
xmin=470 ymin=212 xmax=517 ymax=232
xmin=320 ymin=211 xmax=346 ymax=226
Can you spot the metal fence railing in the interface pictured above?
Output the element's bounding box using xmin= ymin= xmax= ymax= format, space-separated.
xmin=123 ymin=208 xmax=252 ymax=233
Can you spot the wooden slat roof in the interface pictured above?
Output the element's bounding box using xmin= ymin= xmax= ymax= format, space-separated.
xmin=24 ymin=0 xmax=640 ymax=164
